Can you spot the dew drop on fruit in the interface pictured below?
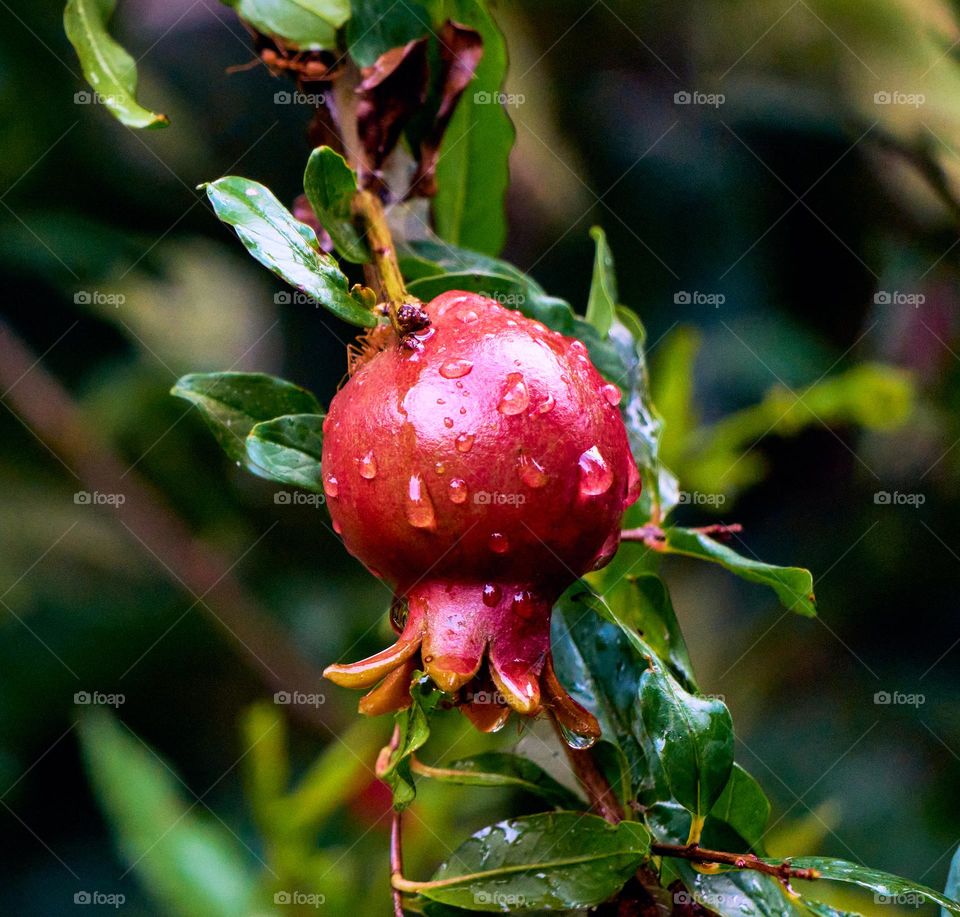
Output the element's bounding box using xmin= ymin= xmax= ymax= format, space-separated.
xmin=332 ymin=519 xmax=342 ymax=534
xmin=405 ymin=473 xmax=437 ymax=530
xmin=440 ymin=358 xmax=473 ymax=379
xmin=448 ymin=479 xmax=468 ymax=504
xmin=578 ymin=446 xmax=613 ymax=496
xmin=625 ymin=459 xmax=642 ymax=507
xmin=511 ymin=590 xmax=534 ymax=618
xmin=570 ymin=340 xmax=587 ymax=356
xmin=443 ymin=417 xmax=454 ymax=428
xmin=559 ymin=724 xmax=598 ymax=750
xmin=322 ymin=415 xmax=332 ymax=434
xmin=489 ymin=532 xmax=509 ymax=554
xmin=601 ymin=383 xmax=622 ymax=407
xmin=482 ymin=583 xmax=502 ymax=606
xmin=323 ymin=474 xmax=339 ymax=498
xmin=358 ymin=451 xmax=377 ymax=479
xmin=435 ymin=461 xmax=446 ymax=475
xmin=498 ymin=372 xmax=529 ymax=416
xmin=458 ymin=309 xmax=478 ymax=324
xmin=535 ymin=393 xmax=555 ymax=414
xmin=455 ymin=432 xmax=475 ymax=453
xmin=518 ymin=452 xmax=548 ymax=488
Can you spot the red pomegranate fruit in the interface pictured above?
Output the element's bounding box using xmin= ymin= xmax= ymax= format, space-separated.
xmin=322 ymin=291 xmax=639 ymax=738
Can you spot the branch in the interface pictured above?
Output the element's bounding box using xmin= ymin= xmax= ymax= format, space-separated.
xmin=651 ymin=843 xmax=820 ymax=882
xmin=549 ymin=713 xmax=624 ymax=824
xmin=391 ymin=809 xmax=406 ymax=917
xmin=621 ymin=523 xmax=743 ymax=549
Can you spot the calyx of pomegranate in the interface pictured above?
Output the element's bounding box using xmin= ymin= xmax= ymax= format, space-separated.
xmin=322 ymin=292 xmax=640 ymax=740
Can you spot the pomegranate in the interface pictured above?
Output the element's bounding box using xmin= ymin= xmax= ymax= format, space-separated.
xmin=322 ymin=291 xmax=639 ymax=738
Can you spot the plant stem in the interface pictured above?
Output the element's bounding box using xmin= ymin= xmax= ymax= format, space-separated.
xmin=620 ymin=523 xmax=743 ymax=548
xmin=352 ymin=188 xmax=423 ymax=333
xmin=549 ymin=714 xmax=624 ymax=824
xmin=650 ymin=843 xmax=820 ymax=882
xmin=391 ymin=810 xmax=406 ymax=917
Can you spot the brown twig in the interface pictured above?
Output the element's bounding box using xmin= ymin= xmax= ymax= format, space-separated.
xmin=549 ymin=713 xmax=624 ymax=824
xmin=391 ymin=809 xmax=406 ymax=917
xmin=620 ymin=523 xmax=743 ymax=549
xmin=0 ymin=319 xmax=338 ymax=734
xmin=651 ymin=843 xmax=820 ymax=882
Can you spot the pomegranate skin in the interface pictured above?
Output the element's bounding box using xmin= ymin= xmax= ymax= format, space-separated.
xmin=322 ymin=291 xmax=639 ymax=731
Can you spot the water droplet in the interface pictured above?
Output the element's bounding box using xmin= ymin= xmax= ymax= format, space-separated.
xmin=448 ymin=479 xmax=468 ymax=503
xmin=518 ymin=452 xmax=548 ymax=488
xmin=358 ymin=451 xmax=377 ymax=479
xmin=559 ymin=724 xmax=598 ymax=750
xmin=436 ymin=398 xmax=445 ymax=405
xmin=322 ymin=415 xmax=332 ymax=433
xmin=455 ymin=433 xmax=475 ymax=453
xmin=332 ymin=519 xmax=342 ymax=534
xmin=489 ymin=532 xmax=509 ymax=554
xmin=323 ymin=474 xmax=339 ymax=498
xmin=506 ymin=319 xmax=518 ymax=327
xmin=482 ymin=583 xmax=502 ymax=606
xmin=511 ymin=590 xmax=534 ymax=618
xmin=535 ymin=393 xmax=556 ymax=414
xmin=570 ymin=340 xmax=587 ymax=356
xmin=625 ymin=459 xmax=642 ymax=507
xmin=244 ymin=187 xmax=259 ymax=197
xmin=405 ymin=474 xmax=437 ymax=529
xmin=601 ymin=383 xmax=622 ymax=406
xmin=435 ymin=462 xmax=446 ymax=475
xmin=459 ymin=407 xmax=467 ymax=415
xmin=578 ymin=446 xmax=614 ymax=496
xmin=498 ymin=372 xmax=529 ymax=416
xmin=440 ymin=358 xmax=473 ymax=379
xmin=592 ymin=530 xmax=620 ymax=570
xmin=458 ymin=309 xmax=478 ymax=323
xmin=443 ymin=417 xmax=454 ymax=428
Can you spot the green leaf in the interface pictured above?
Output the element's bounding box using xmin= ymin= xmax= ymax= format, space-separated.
xmin=379 ymin=673 xmax=441 ymax=809
xmin=420 ymin=813 xmax=650 ymax=911
xmin=945 ymin=844 xmax=960 ymax=917
xmin=241 ymin=702 xmax=290 ymax=830
xmin=221 ymin=0 xmax=349 ymax=49
xmin=414 ymin=752 xmax=585 ymax=810
xmin=79 ymin=711 xmax=255 ymax=917
xmin=710 ymin=763 xmax=771 ymax=853
xmin=346 ymin=0 xmax=431 ymax=67
xmin=773 ymin=858 xmax=960 ymax=915
xmin=801 ymin=902 xmax=862 ymax=917
xmin=202 ymin=176 xmax=377 ymax=328
xmin=585 ymin=226 xmax=617 ymax=337
xmin=63 ymin=0 xmax=168 ymax=129
xmin=303 ymin=146 xmax=370 ymax=264
xmin=433 ymin=0 xmax=514 ymax=256
xmin=662 ymin=527 xmax=817 ymax=618
xmin=669 ymin=861 xmax=799 ymax=917
xmin=245 ymin=413 xmax=325 ymax=493
xmin=640 ymin=657 xmax=734 ymax=838
xmin=170 ymin=372 xmax=321 ymax=471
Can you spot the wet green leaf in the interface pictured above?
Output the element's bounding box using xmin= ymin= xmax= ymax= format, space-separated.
xmin=585 ymin=226 xmax=617 ymax=337
xmin=346 ymin=0 xmax=431 ymax=67
xmin=662 ymin=527 xmax=817 ymax=618
xmin=64 ymin=0 xmax=168 ymax=129
xmin=640 ymin=657 xmax=734 ymax=835
xmin=202 ymin=176 xmax=376 ymax=327
xmin=433 ymin=0 xmax=513 ymax=256
xmin=246 ymin=413 xmax=325 ymax=493
xmin=379 ymin=674 xmax=441 ymax=809
xmin=415 ymin=752 xmax=584 ymax=810
xmin=421 ymin=813 xmax=649 ymax=911
xmin=669 ymin=861 xmax=799 ymax=917
xmin=775 ymin=858 xmax=960 ymax=915
xmin=711 ymin=763 xmax=771 ymax=853
xmin=79 ymin=711 xmax=255 ymax=917
xmin=170 ymin=372 xmax=321 ymax=472
xmin=221 ymin=0 xmax=349 ymax=49
xmin=303 ymin=146 xmax=370 ymax=263
xmin=945 ymin=844 xmax=960 ymax=917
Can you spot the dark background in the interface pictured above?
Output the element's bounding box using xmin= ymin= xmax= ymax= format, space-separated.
xmin=2 ymin=0 xmax=959 ymax=913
